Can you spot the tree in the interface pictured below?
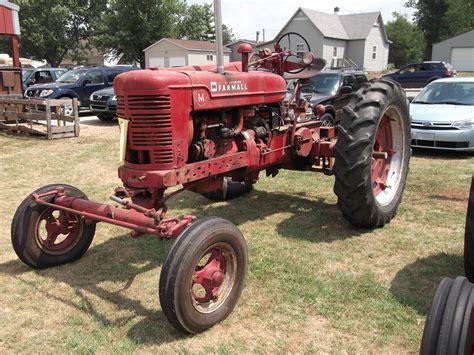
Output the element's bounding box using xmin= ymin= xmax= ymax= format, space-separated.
xmin=0 ymin=36 xmax=12 ymax=56
xmin=405 ymin=0 xmax=474 ymax=59
xmin=386 ymin=13 xmax=425 ymax=67
xmin=177 ymin=3 xmax=234 ymax=44
xmin=222 ymin=24 xmax=235 ymax=45
xmin=178 ymin=3 xmax=214 ymax=41
xmin=94 ymin=0 xmax=186 ymax=68
xmin=13 ymin=0 xmax=107 ymax=67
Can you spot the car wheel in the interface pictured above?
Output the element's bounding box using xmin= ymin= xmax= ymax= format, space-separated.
xmin=97 ymin=114 xmax=115 ymax=122
xmin=320 ymin=113 xmax=335 ymax=127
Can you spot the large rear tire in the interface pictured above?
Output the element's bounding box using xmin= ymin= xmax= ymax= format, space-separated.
xmin=159 ymin=217 xmax=248 ymax=333
xmin=420 ymin=276 xmax=474 ymax=354
xmin=464 ymin=177 xmax=474 ymax=282
xmin=333 ymin=79 xmax=411 ymax=228
xmin=11 ymin=184 xmax=96 ymax=269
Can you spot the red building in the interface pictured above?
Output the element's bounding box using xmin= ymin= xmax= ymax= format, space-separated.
xmin=0 ymin=1 xmax=21 ymax=67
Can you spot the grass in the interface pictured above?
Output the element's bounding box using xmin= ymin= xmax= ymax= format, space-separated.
xmin=0 ymin=116 xmax=472 ymax=353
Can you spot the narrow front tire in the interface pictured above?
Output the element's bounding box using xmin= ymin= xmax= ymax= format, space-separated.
xmin=11 ymin=184 xmax=96 ymax=269
xmin=159 ymin=217 xmax=248 ymax=333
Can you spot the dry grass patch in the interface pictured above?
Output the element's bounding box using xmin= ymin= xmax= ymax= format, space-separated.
xmin=0 ymin=115 xmax=472 ymax=353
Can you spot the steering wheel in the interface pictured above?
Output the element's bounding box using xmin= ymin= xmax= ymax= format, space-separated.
xmin=276 ymin=32 xmax=311 ymax=74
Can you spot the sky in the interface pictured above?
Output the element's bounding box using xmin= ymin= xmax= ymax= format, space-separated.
xmin=188 ymin=0 xmax=415 ymax=41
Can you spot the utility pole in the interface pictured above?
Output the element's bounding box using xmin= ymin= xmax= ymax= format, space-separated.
xmin=213 ymin=0 xmax=224 ymax=74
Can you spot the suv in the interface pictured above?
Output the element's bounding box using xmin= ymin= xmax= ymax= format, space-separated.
xmin=24 ymin=66 xmax=138 ymax=112
xmin=22 ymin=68 xmax=68 ymax=92
xmin=89 ymin=87 xmax=117 ymax=121
xmin=290 ymin=69 xmax=368 ymax=126
xmin=382 ymin=61 xmax=456 ymax=88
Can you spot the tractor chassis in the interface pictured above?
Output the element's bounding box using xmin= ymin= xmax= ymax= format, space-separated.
xmin=29 ymin=127 xmax=337 ymax=241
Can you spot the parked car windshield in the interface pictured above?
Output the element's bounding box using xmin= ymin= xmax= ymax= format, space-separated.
xmin=22 ymin=69 xmax=34 ymax=81
xmin=56 ymin=69 xmax=88 ymax=83
xmin=412 ymin=82 xmax=474 ymax=105
xmin=301 ymin=73 xmax=339 ymax=95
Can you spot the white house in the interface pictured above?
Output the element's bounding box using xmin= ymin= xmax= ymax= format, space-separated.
xmin=432 ymin=29 xmax=474 ymax=71
xmin=256 ymin=7 xmax=391 ymax=71
xmin=143 ymin=38 xmax=231 ymax=69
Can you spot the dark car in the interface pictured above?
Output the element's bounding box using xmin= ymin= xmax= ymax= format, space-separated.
xmin=89 ymin=87 xmax=117 ymax=121
xmin=291 ymin=69 xmax=368 ymax=126
xmin=22 ymin=68 xmax=68 ymax=91
xmin=382 ymin=61 xmax=456 ymax=88
xmin=24 ymin=66 xmax=138 ymax=114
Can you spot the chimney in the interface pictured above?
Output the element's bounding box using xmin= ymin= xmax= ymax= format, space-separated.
xmin=334 ymin=6 xmax=340 ymax=15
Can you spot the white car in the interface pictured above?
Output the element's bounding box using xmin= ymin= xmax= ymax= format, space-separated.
xmin=410 ymin=77 xmax=474 ymax=151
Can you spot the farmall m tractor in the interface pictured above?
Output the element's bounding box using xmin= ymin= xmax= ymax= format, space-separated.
xmin=10 ymin=2 xmax=410 ymax=334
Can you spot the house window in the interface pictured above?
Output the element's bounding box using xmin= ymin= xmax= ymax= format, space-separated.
xmin=372 ymin=46 xmax=377 ymax=60
xmin=296 ymin=43 xmax=305 ymax=57
xmin=207 ymin=54 xmax=213 ymax=61
xmin=333 ymin=47 xmax=338 ymax=57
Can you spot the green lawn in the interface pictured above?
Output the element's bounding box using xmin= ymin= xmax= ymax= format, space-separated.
xmin=0 ymin=118 xmax=472 ymax=353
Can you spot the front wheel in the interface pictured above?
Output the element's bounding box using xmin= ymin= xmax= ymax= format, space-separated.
xmin=159 ymin=217 xmax=248 ymax=333
xmin=333 ymin=79 xmax=410 ymax=228
xmin=11 ymin=184 xmax=96 ymax=269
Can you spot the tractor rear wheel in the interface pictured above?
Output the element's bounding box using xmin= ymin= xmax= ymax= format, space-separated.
xmin=333 ymin=79 xmax=410 ymax=228
xmin=11 ymin=184 xmax=96 ymax=269
xmin=159 ymin=217 xmax=248 ymax=333
xmin=420 ymin=276 xmax=474 ymax=354
xmin=202 ymin=177 xmax=253 ymax=201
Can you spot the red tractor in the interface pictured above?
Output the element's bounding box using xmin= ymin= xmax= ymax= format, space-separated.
xmin=10 ymin=10 xmax=410 ymax=334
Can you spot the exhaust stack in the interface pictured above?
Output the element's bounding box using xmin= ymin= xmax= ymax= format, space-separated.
xmin=213 ymin=0 xmax=224 ymax=74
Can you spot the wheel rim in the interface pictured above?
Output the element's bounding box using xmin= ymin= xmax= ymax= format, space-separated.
xmin=371 ymin=105 xmax=406 ymax=206
xmin=35 ymin=208 xmax=81 ymax=254
xmin=190 ymin=242 xmax=237 ymax=313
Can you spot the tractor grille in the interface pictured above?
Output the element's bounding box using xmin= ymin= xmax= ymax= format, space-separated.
xmin=118 ymin=94 xmax=174 ymax=165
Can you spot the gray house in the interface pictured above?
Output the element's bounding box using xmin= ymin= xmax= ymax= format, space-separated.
xmin=256 ymin=7 xmax=391 ymax=71
xmin=432 ymin=29 xmax=474 ymax=71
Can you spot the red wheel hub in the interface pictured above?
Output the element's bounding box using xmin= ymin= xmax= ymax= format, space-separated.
xmin=35 ymin=208 xmax=80 ymax=252
xmin=372 ymin=115 xmax=394 ymax=196
xmin=192 ymin=248 xmax=227 ymax=303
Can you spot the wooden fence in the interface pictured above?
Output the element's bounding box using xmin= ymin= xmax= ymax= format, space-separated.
xmin=0 ymin=97 xmax=80 ymax=139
